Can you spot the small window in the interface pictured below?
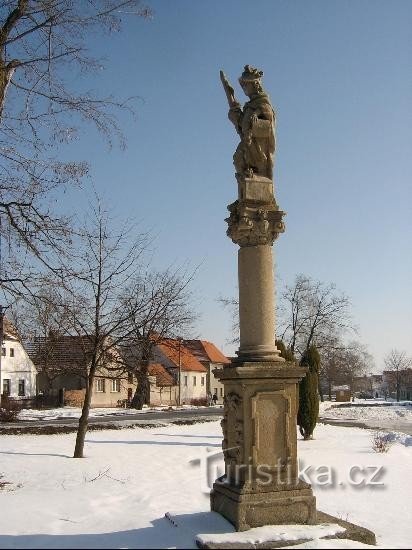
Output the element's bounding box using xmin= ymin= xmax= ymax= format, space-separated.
xmin=1 ymin=347 xmax=5 ymax=357
xmin=214 ymin=387 xmax=218 ymax=395
xmin=111 ymin=379 xmax=120 ymax=392
xmin=2 ymin=379 xmax=10 ymax=396
xmin=220 ymin=387 xmax=223 ymax=397
xmin=127 ymin=372 xmax=134 ymax=384
xmin=9 ymin=348 xmax=14 ymax=357
xmin=95 ymin=378 xmax=105 ymax=393
xmin=18 ymin=379 xmax=25 ymax=397
xmin=193 ymin=376 xmax=196 ymax=386
xmin=201 ymin=376 xmax=205 ymax=386
xmin=184 ymin=376 xmax=188 ymax=387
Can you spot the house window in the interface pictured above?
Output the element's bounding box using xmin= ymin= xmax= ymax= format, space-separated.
xmin=2 ymin=379 xmax=10 ymax=396
xmin=10 ymin=348 xmax=14 ymax=357
xmin=1 ymin=347 xmax=5 ymax=357
xmin=95 ymin=378 xmax=105 ymax=393
xmin=127 ymin=372 xmax=134 ymax=384
xmin=214 ymin=388 xmax=218 ymax=396
xmin=201 ymin=376 xmax=205 ymax=386
xmin=111 ymin=379 xmax=120 ymax=392
xmin=184 ymin=376 xmax=188 ymax=387
xmin=18 ymin=379 xmax=25 ymax=397
xmin=193 ymin=376 xmax=196 ymax=386
xmin=220 ymin=387 xmax=223 ymax=397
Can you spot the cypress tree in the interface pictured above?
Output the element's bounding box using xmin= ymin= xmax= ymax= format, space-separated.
xmin=297 ymin=345 xmax=320 ymax=440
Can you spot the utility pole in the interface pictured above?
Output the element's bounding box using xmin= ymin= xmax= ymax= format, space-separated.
xmin=178 ymin=337 xmax=182 ymax=407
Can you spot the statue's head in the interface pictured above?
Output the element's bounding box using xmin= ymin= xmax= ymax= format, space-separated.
xmin=239 ymin=65 xmax=264 ymax=95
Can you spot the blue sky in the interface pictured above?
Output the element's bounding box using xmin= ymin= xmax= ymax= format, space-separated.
xmin=59 ymin=0 xmax=411 ymax=370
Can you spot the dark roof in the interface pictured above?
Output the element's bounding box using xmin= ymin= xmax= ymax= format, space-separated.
xmin=26 ymin=335 xmax=98 ymax=373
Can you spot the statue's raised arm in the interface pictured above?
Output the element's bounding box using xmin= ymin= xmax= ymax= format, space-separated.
xmin=219 ymin=70 xmax=239 ymax=109
xmin=220 ymin=65 xmax=276 ymax=183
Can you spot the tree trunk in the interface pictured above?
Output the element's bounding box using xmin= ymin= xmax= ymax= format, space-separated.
xmin=73 ymin=368 xmax=95 ymax=458
xmin=318 ymin=375 xmax=324 ymax=402
xmin=131 ymin=363 xmax=150 ymax=410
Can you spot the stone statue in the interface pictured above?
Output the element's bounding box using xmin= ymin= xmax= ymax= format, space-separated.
xmin=220 ymin=65 xmax=276 ymax=182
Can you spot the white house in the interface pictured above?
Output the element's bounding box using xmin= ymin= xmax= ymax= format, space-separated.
xmin=183 ymin=339 xmax=230 ymax=404
xmin=152 ymin=339 xmax=207 ymax=404
xmin=1 ymin=318 xmax=37 ymax=401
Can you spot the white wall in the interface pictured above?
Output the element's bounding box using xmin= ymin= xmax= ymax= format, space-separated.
xmin=0 ymin=337 xmax=37 ymax=399
xmin=180 ymin=371 xmax=207 ymax=404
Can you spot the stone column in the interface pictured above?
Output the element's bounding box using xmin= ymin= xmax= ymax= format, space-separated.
xmin=238 ymin=245 xmax=277 ymax=361
xmin=211 ymin=175 xmax=317 ymax=531
xmin=226 ymin=176 xmax=284 ymax=362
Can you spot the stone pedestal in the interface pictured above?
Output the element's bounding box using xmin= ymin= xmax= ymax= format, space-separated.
xmin=210 ymin=363 xmax=316 ymax=531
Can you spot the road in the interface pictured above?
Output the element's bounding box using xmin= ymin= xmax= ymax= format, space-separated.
xmin=1 ymin=404 xmax=410 ymax=437
xmin=0 ymin=407 xmax=224 ymax=434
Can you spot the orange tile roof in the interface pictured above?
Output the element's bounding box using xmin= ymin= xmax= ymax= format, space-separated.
xmin=158 ymin=339 xmax=207 ymax=373
xmin=148 ymin=363 xmax=175 ymax=387
xmin=183 ymin=339 xmax=230 ymax=364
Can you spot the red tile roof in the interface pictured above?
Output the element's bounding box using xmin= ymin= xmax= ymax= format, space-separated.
xmin=148 ymin=363 xmax=175 ymax=387
xmin=183 ymin=339 xmax=230 ymax=364
xmin=158 ymin=339 xmax=207 ymax=373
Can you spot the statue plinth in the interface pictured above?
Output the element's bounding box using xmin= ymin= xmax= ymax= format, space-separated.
xmin=210 ymin=362 xmax=316 ymax=530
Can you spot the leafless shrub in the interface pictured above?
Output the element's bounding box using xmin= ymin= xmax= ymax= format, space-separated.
xmin=190 ymin=397 xmax=208 ymax=407
xmin=372 ymin=431 xmax=392 ymax=453
xmin=0 ymin=398 xmax=22 ymax=422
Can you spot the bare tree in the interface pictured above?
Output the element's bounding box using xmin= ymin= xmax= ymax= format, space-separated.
xmin=50 ymin=198 xmax=150 ymax=458
xmin=217 ymin=295 xmax=238 ymax=345
xmin=219 ymin=275 xmax=354 ymax=357
xmin=11 ymin=289 xmax=75 ymax=390
xmin=319 ymin=340 xmax=373 ymax=400
xmin=0 ymin=1 xmax=151 ymax=297
xmin=384 ymin=349 xmax=412 ymax=402
xmin=278 ymin=274 xmax=354 ymax=356
xmin=119 ymin=268 xmax=197 ymax=409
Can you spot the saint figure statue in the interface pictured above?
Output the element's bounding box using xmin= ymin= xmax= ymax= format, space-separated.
xmin=220 ymin=65 xmax=276 ymax=182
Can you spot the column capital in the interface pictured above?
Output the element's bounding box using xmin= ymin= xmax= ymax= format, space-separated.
xmin=226 ymin=199 xmax=286 ymax=247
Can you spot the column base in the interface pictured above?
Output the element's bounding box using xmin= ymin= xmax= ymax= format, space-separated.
xmin=211 ymin=478 xmax=316 ymax=531
xmin=235 ymin=344 xmax=284 ymax=363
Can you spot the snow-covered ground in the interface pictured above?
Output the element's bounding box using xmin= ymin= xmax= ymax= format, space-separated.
xmin=319 ymin=400 xmax=412 ymax=424
xmin=17 ymin=405 xmax=217 ymax=422
xmin=0 ymin=421 xmax=411 ymax=548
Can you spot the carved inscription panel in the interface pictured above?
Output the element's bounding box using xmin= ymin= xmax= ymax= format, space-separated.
xmin=252 ymin=391 xmax=290 ymax=467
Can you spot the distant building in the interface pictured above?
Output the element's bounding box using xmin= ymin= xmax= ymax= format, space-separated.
xmin=183 ymin=339 xmax=230 ymax=403
xmin=153 ymin=339 xmax=208 ymax=404
xmin=0 ymin=318 xmax=37 ymax=402
xmin=147 ymin=363 xmax=178 ymax=406
xmin=27 ymin=335 xmax=137 ymax=408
